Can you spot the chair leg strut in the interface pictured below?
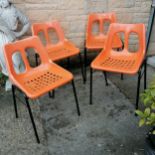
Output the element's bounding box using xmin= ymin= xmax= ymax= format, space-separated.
xmin=12 ymin=85 xmax=18 ymax=118
xmin=71 ymin=80 xmax=81 ymax=116
xmin=25 ymin=97 xmax=40 ymax=143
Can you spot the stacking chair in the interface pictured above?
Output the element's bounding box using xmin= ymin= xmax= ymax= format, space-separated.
xmin=90 ymin=23 xmax=146 ymax=110
xmin=4 ymin=36 xmax=81 ymax=143
xmin=31 ymin=21 xmax=85 ymax=82
xmin=84 ymin=12 xmax=123 ymax=82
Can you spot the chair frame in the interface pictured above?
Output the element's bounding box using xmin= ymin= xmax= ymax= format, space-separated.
xmin=32 ymin=21 xmax=85 ymax=83
xmin=89 ymin=23 xmax=146 ymax=110
xmin=84 ymin=12 xmax=123 ymax=83
xmin=5 ymin=37 xmax=81 ymax=143
xmin=90 ymin=59 xmax=147 ymax=109
xmin=12 ymin=79 xmax=80 ymax=143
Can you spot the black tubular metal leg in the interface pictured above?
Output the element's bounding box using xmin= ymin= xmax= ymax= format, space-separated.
xmin=136 ymin=71 xmax=141 ymax=110
xmin=25 ymin=97 xmax=40 ymax=143
xmin=103 ymin=71 xmax=108 ymax=86
xmin=71 ymin=80 xmax=81 ymax=116
xmin=12 ymin=85 xmax=18 ymax=118
xmin=84 ymin=47 xmax=87 ymax=83
xmin=144 ymin=59 xmax=147 ymax=90
xmin=48 ymin=90 xmax=55 ymax=99
xmin=118 ymin=46 xmax=124 ymax=81
xmin=78 ymin=53 xmax=85 ymax=83
xmin=121 ymin=74 xmax=124 ymax=80
xmin=90 ymin=68 xmax=93 ymax=105
xmin=35 ymin=53 xmax=39 ymax=66
xmin=67 ymin=58 xmax=71 ymax=69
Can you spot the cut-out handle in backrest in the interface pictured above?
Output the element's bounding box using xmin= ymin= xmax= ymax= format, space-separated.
xmin=103 ymin=20 xmax=111 ymax=35
xmin=87 ymin=12 xmax=116 ymax=38
xmin=46 ymin=21 xmax=65 ymax=44
xmin=91 ymin=20 xmax=100 ymax=36
xmin=105 ymin=23 xmax=145 ymax=55
xmin=4 ymin=43 xmax=30 ymax=77
xmin=12 ymin=51 xmax=26 ymax=74
xmin=4 ymin=37 xmax=49 ymax=77
xmin=102 ymin=13 xmax=116 ymax=34
xmin=32 ymin=21 xmax=65 ymax=46
xmin=126 ymin=25 xmax=145 ymax=54
xmin=32 ymin=24 xmax=48 ymax=45
xmin=128 ymin=32 xmax=139 ymax=53
xmin=26 ymin=47 xmax=42 ymax=67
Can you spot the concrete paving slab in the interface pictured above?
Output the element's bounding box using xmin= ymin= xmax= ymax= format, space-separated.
xmin=0 ymin=59 xmax=152 ymax=155
xmin=40 ymin=71 xmax=148 ymax=155
xmin=108 ymin=65 xmax=155 ymax=104
xmin=0 ymin=91 xmax=48 ymax=155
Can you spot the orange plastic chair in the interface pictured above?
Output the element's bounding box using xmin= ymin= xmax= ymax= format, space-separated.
xmin=31 ymin=21 xmax=84 ymax=82
xmin=90 ymin=23 xmax=146 ymax=110
xmin=84 ymin=12 xmax=123 ymax=82
xmin=4 ymin=36 xmax=81 ymax=143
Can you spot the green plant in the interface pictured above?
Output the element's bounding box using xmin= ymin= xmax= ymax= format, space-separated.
xmin=136 ymin=79 xmax=155 ymax=134
xmin=0 ymin=72 xmax=3 ymax=79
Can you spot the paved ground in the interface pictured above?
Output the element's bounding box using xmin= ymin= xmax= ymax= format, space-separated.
xmin=0 ymin=91 xmax=48 ymax=155
xmin=109 ymin=65 xmax=155 ymax=104
xmin=0 ymin=59 xmax=154 ymax=154
xmin=40 ymin=68 xmax=150 ymax=155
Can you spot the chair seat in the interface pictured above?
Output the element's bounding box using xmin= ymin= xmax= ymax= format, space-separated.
xmin=91 ymin=51 xmax=144 ymax=74
xmin=14 ymin=63 xmax=73 ymax=99
xmin=46 ymin=40 xmax=79 ymax=61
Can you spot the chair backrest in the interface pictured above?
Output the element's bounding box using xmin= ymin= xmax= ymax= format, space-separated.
xmin=105 ymin=23 xmax=146 ymax=56
xmin=32 ymin=21 xmax=65 ymax=47
xmin=4 ymin=36 xmax=50 ymax=78
xmin=86 ymin=12 xmax=117 ymax=39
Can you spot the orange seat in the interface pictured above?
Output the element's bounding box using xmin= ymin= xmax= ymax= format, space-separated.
xmin=4 ymin=36 xmax=81 ymax=143
xmin=32 ymin=21 xmax=84 ymax=82
xmin=90 ymin=23 xmax=146 ymax=110
xmin=46 ymin=40 xmax=79 ymax=61
xmin=84 ymin=12 xmax=123 ymax=82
